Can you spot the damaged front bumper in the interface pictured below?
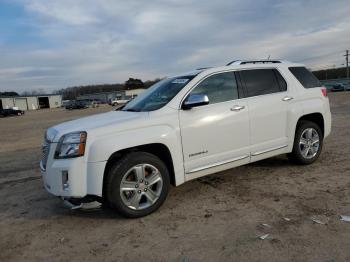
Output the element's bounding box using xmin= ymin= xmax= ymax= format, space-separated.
xmin=62 ymin=196 xmax=102 ymax=210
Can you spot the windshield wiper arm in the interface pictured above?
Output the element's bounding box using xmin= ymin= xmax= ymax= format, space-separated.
xmin=123 ymin=108 xmax=140 ymax=112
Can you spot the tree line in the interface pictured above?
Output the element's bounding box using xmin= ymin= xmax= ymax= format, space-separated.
xmin=312 ymin=67 xmax=349 ymax=80
xmin=0 ymin=91 xmax=20 ymax=96
xmin=56 ymin=78 xmax=161 ymax=100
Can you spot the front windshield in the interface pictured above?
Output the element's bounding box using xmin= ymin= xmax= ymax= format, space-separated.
xmin=122 ymin=75 xmax=196 ymax=112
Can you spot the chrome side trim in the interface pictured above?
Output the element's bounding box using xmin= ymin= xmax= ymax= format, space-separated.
xmin=39 ymin=161 xmax=45 ymax=172
xmin=186 ymin=154 xmax=249 ymax=174
xmin=252 ymin=144 xmax=288 ymax=156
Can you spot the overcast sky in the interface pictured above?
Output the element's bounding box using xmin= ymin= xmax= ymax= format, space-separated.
xmin=0 ymin=0 xmax=349 ymax=93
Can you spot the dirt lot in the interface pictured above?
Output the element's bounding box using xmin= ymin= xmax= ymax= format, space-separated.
xmin=0 ymin=94 xmax=350 ymax=262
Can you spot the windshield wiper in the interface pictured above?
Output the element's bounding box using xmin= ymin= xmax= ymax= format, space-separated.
xmin=123 ymin=108 xmax=140 ymax=112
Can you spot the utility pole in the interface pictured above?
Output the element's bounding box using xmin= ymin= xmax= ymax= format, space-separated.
xmin=345 ymin=50 xmax=349 ymax=79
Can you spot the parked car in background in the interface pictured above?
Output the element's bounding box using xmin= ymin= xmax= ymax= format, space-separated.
xmin=110 ymin=98 xmax=130 ymax=106
xmin=41 ymin=60 xmax=331 ymax=218
xmin=322 ymin=84 xmax=333 ymax=91
xmin=62 ymin=100 xmax=71 ymax=108
xmin=90 ymin=100 xmax=101 ymax=108
xmin=65 ymin=100 xmax=88 ymax=110
xmin=331 ymin=83 xmax=345 ymax=92
xmin=86 ymin=99 xmax=102 ymax=108
xmin=78 ymin=99 xmax=103 ymax=108
xmin=0 ymin=108 xmax=25 ymax=117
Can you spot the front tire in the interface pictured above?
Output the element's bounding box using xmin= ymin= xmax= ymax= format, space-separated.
xmin=105 ymin=152 xmax=170 ymax=218
xmin=288 ymin=120 xmax=323 ymax=165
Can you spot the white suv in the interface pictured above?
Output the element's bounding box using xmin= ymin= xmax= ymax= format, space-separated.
xmin=40 ymin=60 xmax=331 ymax=217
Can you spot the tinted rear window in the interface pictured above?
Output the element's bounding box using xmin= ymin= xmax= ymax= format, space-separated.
xmin=239 ymin=69 xmax=284 ymax=97
xmin=289 ymin=67 xmax=321 ymax=88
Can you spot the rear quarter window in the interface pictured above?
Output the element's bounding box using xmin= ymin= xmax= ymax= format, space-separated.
xmin=289 ymin=67 xmax=322 ymax=89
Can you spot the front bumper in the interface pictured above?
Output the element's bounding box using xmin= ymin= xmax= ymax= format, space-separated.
xmin=40 ymin=156 xmax=88 ymax=198
xmin=40 ymin=142 xmax=106 ymax=198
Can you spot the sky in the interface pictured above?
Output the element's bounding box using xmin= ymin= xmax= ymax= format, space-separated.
xmin=0 ymin=0 xmax=349 ymax=94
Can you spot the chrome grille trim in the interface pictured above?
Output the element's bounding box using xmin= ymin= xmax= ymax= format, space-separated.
xmin=41 ymin=139 xmax=51 ymax=170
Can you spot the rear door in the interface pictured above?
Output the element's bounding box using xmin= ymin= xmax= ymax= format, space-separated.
xmin=238 ymin=68 xmax=292 ymax=160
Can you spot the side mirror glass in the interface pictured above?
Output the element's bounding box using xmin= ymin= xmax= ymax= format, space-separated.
xmin=182 ymin=94 xmax=209 ymax=110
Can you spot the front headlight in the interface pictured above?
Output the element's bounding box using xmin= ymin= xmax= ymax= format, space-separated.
xmin=55 ymin=131 xmax=87 ymax=159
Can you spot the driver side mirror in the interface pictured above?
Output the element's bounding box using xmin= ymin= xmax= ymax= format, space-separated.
xmin=182 ymin=94 xmax=209 ymax=110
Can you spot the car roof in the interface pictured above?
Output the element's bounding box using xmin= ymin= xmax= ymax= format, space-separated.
xmin=171 ymin=60 xmax=304 ymax=79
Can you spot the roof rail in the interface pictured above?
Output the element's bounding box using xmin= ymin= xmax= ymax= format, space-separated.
xmin=226 ymin=60 xmax=283 ymax=66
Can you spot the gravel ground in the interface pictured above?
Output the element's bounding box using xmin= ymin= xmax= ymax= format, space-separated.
xmin=0 ymin=93 xmax=350 ymax=262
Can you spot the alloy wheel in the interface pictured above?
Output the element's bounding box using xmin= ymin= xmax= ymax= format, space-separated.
xmin=299 ymin=128 xmax=320 ymax=159
xmin=119 ymin=164 xmax=163 ymax=210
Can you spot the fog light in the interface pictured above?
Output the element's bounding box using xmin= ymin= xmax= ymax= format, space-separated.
xmin=62 ymin=171 xmax=69 ymax=191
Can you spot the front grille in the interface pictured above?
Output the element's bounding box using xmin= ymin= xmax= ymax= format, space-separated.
xmin=41 ymin=140 xmax=51 ymax=170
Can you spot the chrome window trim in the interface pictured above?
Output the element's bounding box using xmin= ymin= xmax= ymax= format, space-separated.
xmin=178 ymin=67 xmax=289 ymax=109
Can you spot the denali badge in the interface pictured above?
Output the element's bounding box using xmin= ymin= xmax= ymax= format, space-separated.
xmin=189 ymin=150 xmax=208 ymax=158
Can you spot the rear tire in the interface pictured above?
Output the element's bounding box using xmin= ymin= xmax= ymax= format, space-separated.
xmin=105 ymin=152 xmax=170 ymax=218
xmin=288 ymin=120 xmax=323 ymax=165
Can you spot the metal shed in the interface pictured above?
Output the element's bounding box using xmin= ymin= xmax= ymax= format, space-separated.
xmin=77 ymin=92 xmax=124 ymax=103
xmin=0 ymin=97 xmax=15 ymax=109
xmin=0 ymin=94 xmax=62 ymax=111
xmin=14 ymin=97 xmax=28 ymax=110
xmin=26 ymin=97 xmax=39 ymax=110
xmin=77 ymin=90 xmax=145 ymax=103
xmin=48 ymin=95 xmax=62 ymax=108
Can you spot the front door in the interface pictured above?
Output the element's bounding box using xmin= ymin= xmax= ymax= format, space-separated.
xmin=179 ymin=71 xmax=250 ymax=178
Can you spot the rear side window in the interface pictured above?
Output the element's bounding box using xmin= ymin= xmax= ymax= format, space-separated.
xmin=190 ymin=72 xmax=238 ymax=104
xmin=239 ymin=69 xmax=285 ymax=97
xmin=289 ymin=67 xmax=321 ymax=88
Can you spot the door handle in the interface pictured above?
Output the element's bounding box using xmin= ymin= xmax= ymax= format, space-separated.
xmin=230 ymin=105 xmax=245 ymax=111
xmin=282 ymin=96 xmax=294 ymax=101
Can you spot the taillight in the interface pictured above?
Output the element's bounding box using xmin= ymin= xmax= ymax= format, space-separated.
xmin=321 ymin=87 xmax=327 ymax=97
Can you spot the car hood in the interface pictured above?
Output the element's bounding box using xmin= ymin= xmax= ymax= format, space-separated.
xmin=47 ymin=110 xmax=148 ymax=142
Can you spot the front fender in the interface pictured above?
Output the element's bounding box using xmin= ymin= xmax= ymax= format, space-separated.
xmin=86 ymin=125 xmax=185 ymax=186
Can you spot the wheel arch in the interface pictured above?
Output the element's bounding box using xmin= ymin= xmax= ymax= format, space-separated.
xmin=297 ymin=112 xmax=324 ymax=137
xmin=102 ymin=143 xmax=176 ymax=200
